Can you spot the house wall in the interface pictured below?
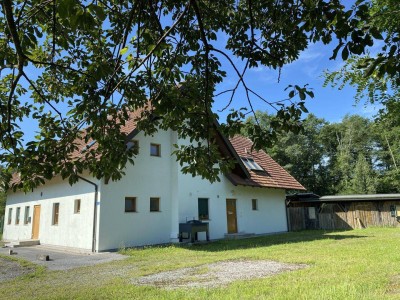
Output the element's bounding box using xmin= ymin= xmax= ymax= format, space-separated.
xmin=177 ymin=172 xmax=287 ymax=241
xmin=97 ymin=129 xmax=288 ymax=250
xmin=97 ymin=129 xmax=177 ymax=251
xmin=3 ymin=129 xmax=290 ymax=251
xmin=3 ymin=176 xmax=98 ymax=250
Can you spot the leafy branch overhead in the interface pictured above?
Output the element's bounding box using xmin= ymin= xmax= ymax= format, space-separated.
xmin=0 ymin=0 xmax=392 ymax=190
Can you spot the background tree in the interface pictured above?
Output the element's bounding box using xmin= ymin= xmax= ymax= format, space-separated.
xmin=0 ymin=0 xmax=389 ymax=191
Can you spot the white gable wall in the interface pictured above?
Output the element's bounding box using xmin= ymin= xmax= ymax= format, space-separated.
xmin=3 ymin=176 xmax=97 ymax=250
xmin=97 ymin=129 xmax=177 ymax=251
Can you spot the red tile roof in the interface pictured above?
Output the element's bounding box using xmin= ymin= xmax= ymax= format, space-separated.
xmin=10 ymin=107 xmax=305 ymax=191
xmin=228 ymin=135 xmax=305 ymax=190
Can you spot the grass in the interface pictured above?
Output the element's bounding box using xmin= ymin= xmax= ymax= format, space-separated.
xmin=1 ymin=228 xmax=400 ymax=299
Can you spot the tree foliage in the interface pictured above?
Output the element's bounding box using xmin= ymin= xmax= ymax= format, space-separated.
xmin=0 ymin=0 xmax=389 ymax=190
xmin=244 ymin=111 xmax=399 ymax=195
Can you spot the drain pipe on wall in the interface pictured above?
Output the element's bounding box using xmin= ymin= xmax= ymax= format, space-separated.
xmin=77 ymin=175 xmax=98 ymax=253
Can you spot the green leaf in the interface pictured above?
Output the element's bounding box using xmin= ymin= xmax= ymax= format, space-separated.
xmin=120 ymin=47 xmax=128 ymax=55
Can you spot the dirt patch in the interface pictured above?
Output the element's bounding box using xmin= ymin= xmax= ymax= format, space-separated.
xmin=387 ymin=274 xmax=400 ymax=295
xmin=0 ymin=257 xmax=35 ymax=282
xmin=132 ymin=260 xmax=307 ymax=289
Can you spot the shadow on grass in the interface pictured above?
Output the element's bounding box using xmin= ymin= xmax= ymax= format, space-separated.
xmin=180 ymin=230 xmax=368 ymax=252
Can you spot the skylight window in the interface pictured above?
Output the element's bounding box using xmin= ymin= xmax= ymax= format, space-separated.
xmin=240 ymin=157 xmax=264 ymax=171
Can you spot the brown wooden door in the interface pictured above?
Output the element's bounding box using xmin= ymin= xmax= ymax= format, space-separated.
xmin=32 ymin=205 xmax=41 ymax=239
xmin=226 ymin=199 xmax=238 ymax=234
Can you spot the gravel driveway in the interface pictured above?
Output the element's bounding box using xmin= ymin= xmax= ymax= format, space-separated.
xmin=0 ymin=245 xmax=126 ymax=272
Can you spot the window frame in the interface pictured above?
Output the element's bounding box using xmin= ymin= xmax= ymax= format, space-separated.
xmin=74 ymin=199 xmax=81 ymax=214
xmin=15 ymin=207 xmax=21 ymax=225
xmin=240 ymin=156 xmax=264 ymax=171
xmin=8 ymin=208 xmax=12 ymax=225
xmin=150 ymin=197 xmax=160 ymax=212
xmin=127 ymin=139 xmax=139 ymax=154
xmin=150 ymin=143 xmax=161 ymax=157
xmin=252 ymin=199 xmax=258 ymax=211
xmin=52 ymin=203 xmax=60 ymax=225
xmin=198 ymin=198 xmax=209 ymax=220
xmin=24 ymin=206 xmax=30 ymax=225
xmin=125 ymin=197 xmax=137 ymax=213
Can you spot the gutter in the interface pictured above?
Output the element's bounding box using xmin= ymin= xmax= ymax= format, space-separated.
xmin=77 ymin=175 xmax=98 ymax=253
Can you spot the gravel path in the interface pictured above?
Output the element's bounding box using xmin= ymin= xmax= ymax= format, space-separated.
xmin=133 ymin=260 xmax=308 ymax=289
xmin=0 ymin=258 xmax=35 ymax=283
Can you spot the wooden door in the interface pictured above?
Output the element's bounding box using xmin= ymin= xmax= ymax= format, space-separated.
xmin=32 ymin=205 xmax=41 ymax=239
xmin=226 ymin=199 xmax=238 ymax=234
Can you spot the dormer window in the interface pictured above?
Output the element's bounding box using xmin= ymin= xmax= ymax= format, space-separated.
xmin=240 ymin=157 xmax=264 ymax=171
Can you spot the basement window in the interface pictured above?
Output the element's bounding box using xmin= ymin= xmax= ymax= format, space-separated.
xmin=198 ymin=198 xmax=209 ymax=220
xmin=252 ymin=199 xmax=258 ymax=211
xmin=240 ymin=157 xmax=264 ymax=171
xmin=74 ymin=199 xmax=81 ymax=214
xmin=8 ymin=208 xmax=12 ymax=225
xmin=52 ymin=203 xmax=60 ymax=225
xmin=390 ymin=205 xmax=397 ymax=217
xmin=150 ymin=143 xmax=161 ymax=157
xmin=125 ymin=197 xmax=137 ymax=212
xmin=150 ymin=197 xmax=160 ymax=212
xmin=15 ymin=207 xmax=21 ymax=225
xmin=24 ymin=206 xmax=30 ymax=225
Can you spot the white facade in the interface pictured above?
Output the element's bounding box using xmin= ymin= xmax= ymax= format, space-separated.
xmin=3 ymin=129 xmax=289 ymax=251
xmin=3 ymin=176 xmax=99 ymax=250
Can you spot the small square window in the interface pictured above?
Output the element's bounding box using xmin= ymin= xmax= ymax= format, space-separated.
xmin=252 ymin=199 xmax=258 ymax=211
xmin=125 ymin=197 xmax=137 ymax=212
xmin=150 ymin=197 xmax=160 ymax=212
xmin=127 ymin=139 xmax=139 ymax=155
xmin=8 ymin=208 xmax=12 ymax=225
xmin=24 ymin=206 xmax=30 ymax=225
xmin=150 ymin=143 xmax=161 ymax=157
xmin=15 ymin=207 xmax=21 ymax=225
xmin=74 ymin=199 xmax=81 ymax=214
xmin=198 ymin=198 xmax=209 ymax=220
xmin=52 ymin=203 xmax=60 ymax=225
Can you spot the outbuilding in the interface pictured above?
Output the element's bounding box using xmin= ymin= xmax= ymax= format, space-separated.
xmin=286 ymin=193 xmax=400 ymax=231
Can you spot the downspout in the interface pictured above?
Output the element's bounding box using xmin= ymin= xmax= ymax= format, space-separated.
xmin=285 ymin=198 xmax=291 ymax=232
xmin=77 ymin=175 xmax=98 ymax=253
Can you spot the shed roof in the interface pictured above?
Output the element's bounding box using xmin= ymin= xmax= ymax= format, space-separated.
xmin=286 ymin=193 xmax=400 ymax=203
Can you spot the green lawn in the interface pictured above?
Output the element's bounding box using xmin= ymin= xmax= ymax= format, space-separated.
xmin=1 ymin=228 xmax=400 ymax=299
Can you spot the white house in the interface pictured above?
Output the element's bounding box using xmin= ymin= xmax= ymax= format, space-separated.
xmin=2 ymin=113 xmax=305 ymax=252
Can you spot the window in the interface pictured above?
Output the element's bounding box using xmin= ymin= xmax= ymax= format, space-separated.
xmin=390 ymin=205 xmax=397 ymax=217
xmin=150 ymin=197 xmax=160 ymax=212
xmin=52 ymin=203 xmax=60 ymax=225
xmin=15 ymin=207 xmax=21 ymax=225
xmin=125 ymin=197 xmax=137 ymax=212
xmin=74 ymin=199 xmax=81 ymax=214
xmin=8 ymin=208 xmax=12 ymax=225
xmin=24 ymin=206 xmax=30 ymax=225
xmin=240 ymin=157 xmax=264 ymax=171
xmin=308 ymin=207 xmax=316 ymax=219
xmin=198 ymin=198 xmax=209 ymax=220
xmin=150 ymin=143 xmax=161 ymax=157
xmin=252 ymin=199 xmax=258 ymax=211
xmin=127 ymin=139 xmax=139 ymax=154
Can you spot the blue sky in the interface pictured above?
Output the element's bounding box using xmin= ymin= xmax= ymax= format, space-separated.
xmin=212 ymin=41 xmax=382 ymax=124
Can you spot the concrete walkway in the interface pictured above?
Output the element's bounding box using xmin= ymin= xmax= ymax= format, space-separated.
xmin=0 ymin=245 xmax=127 ymax=271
